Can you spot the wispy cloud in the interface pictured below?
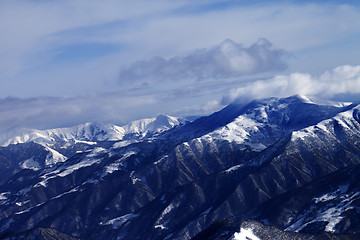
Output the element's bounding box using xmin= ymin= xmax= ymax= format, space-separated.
xmin=223 ymin=65 xmax=360 ymax=104
xmin=119 ymin=38 xmax=288 ymax=83
xmin=0 ymin=93 xmax=158 ymax=132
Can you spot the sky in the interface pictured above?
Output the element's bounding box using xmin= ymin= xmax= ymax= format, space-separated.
xmin=1 ymin=0 xmax=360 ymax=131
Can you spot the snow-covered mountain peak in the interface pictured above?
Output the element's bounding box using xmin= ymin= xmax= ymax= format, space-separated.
xmin=121 ymin=115 xmax=187 ymax=138
xmin=281 ymin=94 xmax=315 ymax=104
xmin=0 ymin=115 xmax=187 ymax=147
xmin=0 ymin=123 xmax=125 ymax=147
xmin=69 ymin=122 xmax=125 ymax=142
xmin=150 ymin=114 xmax=183 ymax=132
xmin=191 ymin=95 xmax=354 ymax=153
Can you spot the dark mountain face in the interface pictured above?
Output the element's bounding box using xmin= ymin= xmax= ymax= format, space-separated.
xmin=1 ymin=95 xmax=360 ymax=240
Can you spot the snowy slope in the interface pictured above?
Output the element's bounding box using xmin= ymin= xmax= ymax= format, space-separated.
xmin=122 ymin=114 xmax=187 ymax=138
xmin=188 ymin=95 xmax=352 ymax=153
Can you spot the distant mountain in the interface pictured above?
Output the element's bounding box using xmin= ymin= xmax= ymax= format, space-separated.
xmin=0 ymin=115 xmax=188 ymax=147
xmin=1 ymin=95 xmax=360 ymax=240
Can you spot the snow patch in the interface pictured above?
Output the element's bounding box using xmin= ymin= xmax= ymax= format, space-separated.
xmin=102 ymin=151 xmax=137 ymax=176
xmin=130 ymin=171 xmax=142 ymax=185
xmin=101 ymin=213 xmax=138 ymax=229
xmin=154 ymin=155 xmax=168 ymax=165
xmin=15 ymin=200 xmax=30 ymax=207
xmin=87 ymin=147 xmax=107 ymax=157
xmin=50 ymin=187 xmax=79 ymax=200
xmin=45 ymin=147 xmax=67 ymax=166
xmin=287 ymin=188 xmax=360 ymax=233
xmin=57 ymin=158 xmax=101 ymax=177
xmin=314 ymin=193 xmax=337 ymax=204
xmin=112 ymin=140 xmax=134 ymax=149
xmin=155 ymin=224 xmax=167 ymax=230
xmin=0 ymin=192 xmax=10 ymax=205
xmin=225 ymin=165 xmax=241 ymax=173
xmin=291 ymin=130 xmax=309 ymax=141
xmin=20 ymin=158 xmax=40 ymax=171
xmin=233 ymin=228 xmax=261 ymax=240
xmin=74 ymin=140 xmax=97 ymax=145
xmin=157 ymin=203 xmax=175 ymax=224
xmin=0 ymin=192 xmax=9 ymax=200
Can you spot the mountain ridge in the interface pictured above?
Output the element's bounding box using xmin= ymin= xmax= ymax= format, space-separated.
xmin=1 ymin=95 xmax=360 ymax=239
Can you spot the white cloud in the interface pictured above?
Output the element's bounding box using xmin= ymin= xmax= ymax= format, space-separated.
xmin=1 ymin=64 xmax=360 ymax=133
xmin=119 ymin=38 xmax=288 ymax=83
xmin=224 ymin=65 xmax=360 ymax=104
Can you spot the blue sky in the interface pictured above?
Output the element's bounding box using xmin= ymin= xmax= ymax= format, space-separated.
xmin=0 ymin=0 xmax=360 ymax=131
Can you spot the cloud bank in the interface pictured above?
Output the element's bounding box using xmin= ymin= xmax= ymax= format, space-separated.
xmin=2 ymin=65 xmax=360 ymax=134
xmin=224 ymin=65 xmax=360 ymax=104
xmin=119 ymin=38 xmax=288 ymax=83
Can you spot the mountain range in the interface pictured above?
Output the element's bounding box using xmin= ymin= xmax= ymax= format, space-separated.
xmin=1 ymin=95 xmax=360 ymax=239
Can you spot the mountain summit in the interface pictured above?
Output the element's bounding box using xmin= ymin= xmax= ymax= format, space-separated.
xmin=1 ymin=95 xmax=360 ymax=240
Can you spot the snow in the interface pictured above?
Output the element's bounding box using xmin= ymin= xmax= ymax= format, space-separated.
xmin=112 ymin=140 xmax=134 ymax=149
xmin=314 ymin=193 xmax=337 ymax=204
xmin=34 ymin=149 xmax=104 ymax=187
xmin=34 ymin=180 xmax=48 ymax=188
xmin=0 ymin=192 xmax=10 ymax=205
xmin=74 ymin=140 xmax=97 ymax=145
xmin=291 ymin=130 xmax=310 ymax=141
xmin=295 ymin=94 xmax=315 ymax=104
xmin=322 ymin=207 xmax=344 ymax=232
xmin=15 ymin=209 xmax=31 ymax=215
xmin=0 ymin=192 xmax=8 ymax=200
xmin=287 ymin=187 xmax=360 ymax=233
xmin=102 ymin=151 xmax=137 ymax=176
xmin=199 ymin=112 xmax=268 ymax=152
xmin=45 ymin=147 xmax=68 ymax=166
xmin=50 ymin=187 xmax=79 ymax=200
xmin=86 ymin=147 xmax=107 ymax=157
xmin=208 ymin=115 xmax=257 ymax=145
xmin=15 ymin=200 xmax=29 ymax=206
xmin=101 ymin=213 xmax=138 ymax=229
xmin=57 ymin=158 xmax=101 ymax=177
xmin=225 ymin=165 xmax=241 ymax=173
xmin=122 ymin=114 xmax=184 ymax=138
xmin=155 ymin=224 xmax=167 ymax=230
xmin=316 ymin=121 xmax=331 ymax=133
xmin=154 ymin=155 xmax=168 ymax=165
xmin=0 ymin=122 xmax=125 ymax=147
xmin=130 ymin=171 xmax=141 ymax=184
xmin=103 ymin=163 xmax=122 ymax=176
xmin=20 ymin=158 xmax=40 ymax=171
xmin=232 ymin=228 xmax=261 ymax=240
xmin=157 ymin=203 xmax=175 ymax=223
